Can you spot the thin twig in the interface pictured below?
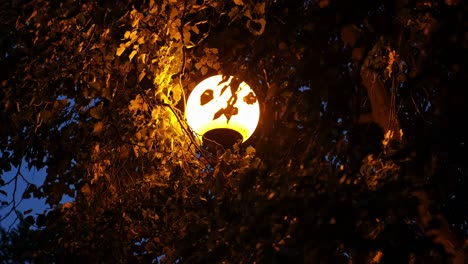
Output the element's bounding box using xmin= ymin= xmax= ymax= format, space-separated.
xmin=0 ymin=159 xmax=23 ymax=230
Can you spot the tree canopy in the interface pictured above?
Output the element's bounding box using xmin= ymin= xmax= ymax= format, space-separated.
xmin=1 ymin=0 xmax=466 ymax=263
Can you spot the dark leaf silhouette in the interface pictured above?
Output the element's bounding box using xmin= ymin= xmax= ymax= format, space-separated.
xmin=243 ymin=91 xmax=257 ymax=105
xmin=220 ymin=84 xmax=229 ymax=97
xmin=213 ymin=108 xmax=224 ymax=120
xmin=229 ymin=77 xmax=242 ymax=96
xmin=200 ymin=89 xmax=214 ymax=105
xmin=223 ymin=105 xmax=238 ymax=123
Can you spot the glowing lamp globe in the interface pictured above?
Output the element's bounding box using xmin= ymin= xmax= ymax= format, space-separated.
xmin=186 ymin=75 xmax=260 ymax=147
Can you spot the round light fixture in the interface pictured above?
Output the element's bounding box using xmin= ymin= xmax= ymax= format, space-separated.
xmin=186 ymin=75 xmax=260 ymax=147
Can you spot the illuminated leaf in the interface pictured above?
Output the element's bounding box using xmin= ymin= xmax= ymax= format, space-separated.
xmin=124 ymin=31 xmax=131 ymax=39
xmin=93 ymin=121 xmax=103 ymax=135
xmin=243 ymin=91 xmax=257 ymax=104
xmin=254 ymin=3 xmax=266 ymax=14
xmin=200 ymin=66 xmax=208 ymax=75
xmin=228 ymin=7 xmax=241 ymax=20
xmin=172 ymin=84 xmax=182 ymax=103
xmin=129 ymin=50 xmax=137 ymax=60
xmin=116 ymin=43 xmax=126 ymax=56
xmin=245 ymin=146 xmax=256 ymax=156
xmin=191 ymin=24 xmax=199 ymax=34
xmin=139 ymin=53 xmax=147 ymax=64
xmin=246 ymin=18 xmax=266 ymax=35
xmin=81 ymin=184 xmax=91 ymax=197
xmin=90 ymin=105 xmax=104 ymax=120
xmin=138 ymin=70 xmax=146 ymax=82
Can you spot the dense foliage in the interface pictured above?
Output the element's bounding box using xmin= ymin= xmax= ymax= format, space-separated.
xmin=1 ymin=0 xmax=466 ymax=263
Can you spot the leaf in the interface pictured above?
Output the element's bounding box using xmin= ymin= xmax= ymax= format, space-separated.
xmin=243 ymin=91 xmax=257 ymax=105
xmin=25 ymin=215 xmax=35 ymax=225
xmin=24 ymin=209 xmax=33 ymax=215
xmin=90 ymin=105 xmax=104 ymax=120
xmin=247 ymin=18 xmax=266 ymax=36
xmin=200 ymin=89 xmax=214 ymax=105
xmin=129 ymin=50 xmax=137 ymax=60
xmin=233 ymin=0 xmax=244 ymax=5
xmin=246 ymin=146 xmax=256 ymax=156
xmin=138 ymin=70 xmax=146 ymax=82
xmin=81 ymin=184 xmax=91 ymax=197
xmin=93 ymin=121 xmax=103 ymax=135
xmin=22 ymin=191 xmax=31 ymax=199
xmin=200 ymin=66 xmax=208 ymax=75
xmin=119 ymin=145 xmax=130 ymax=159
xmin=140 ymin=53 xmax=147 ymax=64
xmin=172 ymin=84 xmax=182 ymax=103
xmin=220 ymin=85 xmax=229 ymax=97
xmin=254 ymin=3 xmax=266 ymax=14
xmin=213 ymin=108 xmax=224 ymax=120
xmin=116 ymin=43 xmax=126 ymax=56
xmin=25 ymin=10 xmax=37 ymax=25
xmin=229 ymin=78 xmax=242 ymax=95
xmin=85 ymin=24 xmax=95 ymax=38
xmin=124 ymin=31 xmax=131 ymax=39
xmin=191 ymin=24 xmax=199 ymax=34
xmin=224 ymin=105 xmax=238 ymax=122
xmin=228 ymin=6 xmax=241 ymax=20
xmin=36 ymin=214 xmax=46 ymax=226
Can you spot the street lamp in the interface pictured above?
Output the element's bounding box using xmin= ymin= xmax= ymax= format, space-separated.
xmin=186 ymin=75 xmax=260 ymax=148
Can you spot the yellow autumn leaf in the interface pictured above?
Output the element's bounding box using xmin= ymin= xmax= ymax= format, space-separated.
xmin=116 ymin=43 xmax=126 ymax=56
xmin=172 ymin=84 xmax=182 ymax=103
xmin=124 ymin=30 xmax=131 ymax=39
xmin=139 ymin=53 xmax=147 ymax=64
xmin=131 ymin=17 xmax=139 ymax=28
xmin=151 ymin=108 xmax=159 ymax=119
xmin=138 ymin=70 xmax=146 ymax=82
xmin=129 ymin=50 xmax=137 ymax=60
xmin=382 ymin=130 xmax=393 ymax=147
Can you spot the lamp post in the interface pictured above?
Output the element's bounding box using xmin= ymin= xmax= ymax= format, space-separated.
xmin=186 ymin=75 xmax=260 ymax=148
